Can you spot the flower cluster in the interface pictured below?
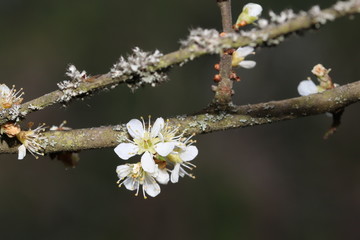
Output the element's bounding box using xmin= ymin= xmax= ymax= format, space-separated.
xmin=114 ymin=117 xmax=198 ymax=199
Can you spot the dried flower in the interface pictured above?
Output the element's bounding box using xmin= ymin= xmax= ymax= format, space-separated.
xmin=0 ymin=122 xmax=21 ymax=138
xmin=0 ymin=84 xmax=24 ymax=110
xmin=16 ymin=124 xmax=47 ymax=160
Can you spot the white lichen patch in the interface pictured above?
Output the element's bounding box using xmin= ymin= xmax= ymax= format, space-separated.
xmin=176 ymin=115 xmax=187 ymax=121
xmin=197 ymin=121 xmax=208 ymax=131
xmin=269 ymin=9 xmax=297 ymax=24
xmin=66 ymin=65 xmax=87 ymax=82
xmin=112 ymin=124 xmax=126 ymax=132
xmin=56 ymin=65 xmax=90 ymax=103
xmin=8 ymin=105 xmax=21 ymax=121
xmin=309 ymin=5 xmax=336 ymax=24
xmin=116 ymin=134 xmax=127 ymax=143
xmin=180 ymin=28 xmax=221 ymax=54
xmin=28 ymin=104 xmax=42 ymax=111
xmin=333 ymin=0 xmax=357 ymax=12
xmin=111 ymin=47 xmax=168 ymax=91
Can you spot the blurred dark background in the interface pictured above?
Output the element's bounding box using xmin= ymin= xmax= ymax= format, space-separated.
xmin=0 ymin=0 xmax=359 ymax=239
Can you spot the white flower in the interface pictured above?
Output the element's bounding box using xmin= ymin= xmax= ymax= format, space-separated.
xmin=165 ymin=133 xmax=199 ymax=183
xmin=235 ymin=3 xmax=263 ymax=29
xmin=232 ymin=46 xmax=256 ymax=69
xmin=297 ymin=80 xmax=319 ymax=96
xmin=168 ymin=144 xmax=198 ymax=183
xmin=116 ymin=162 xmax=169 ymax=198
xmin=0 ymin=84 xmax=24 ymax=109
xmin=114 ymin=117 xmax=176 ymax=173
xmin=16 ymin=124 xmax=47 ymax=160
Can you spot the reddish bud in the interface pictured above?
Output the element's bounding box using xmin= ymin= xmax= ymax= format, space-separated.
xmin=213 ymin=74 xmax=221 ymax=83
xmin=229 ymin=72 xmax=237 ymax=80
xmin=214 ymin=63 xmax=220 ymax=71
xmin=224 ymin=48 xmax=235 ymax=55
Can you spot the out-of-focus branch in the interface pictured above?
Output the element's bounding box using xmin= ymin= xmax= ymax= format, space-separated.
xmin=1 ymin=0 xmax=359 ymax=125
xmin=1 ymin=80 xmax=359 ymax=155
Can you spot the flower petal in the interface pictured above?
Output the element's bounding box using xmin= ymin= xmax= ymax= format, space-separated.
xmin=18 ymin=144 xmax=26 ymax=160
xmin=123 ymin=177 xmax=137 ymax=191
xmin=151 ymin=117 xmax=164 ymax=138
xmin=235 ymin=46 xmax=254 ymax=57
xmin=0 ymin=84 xmax=10 ymax=95
xmin=144 ymin=175 xmax=160 ymax=197
xmin=155 ymin=168 xmax=169 ymax=184
xmin=297 ymin=80 xmax=318 ymax=96
xmin=244 ymin=3 xmax=263 ymax=17
xmin=179 ymin=145 xmax=198 ymax=161
xmin=155 ymin=142 xmax=176 ymax=156
xmin=116 ymin=164 xmax=132 ymax=179
xmin=126 ymin=119 xmax=144 ymax=139
xmin=239 ymin=60 xmax=256 ymax=69
xmin=171 ymin=163 xmax=180 ymax=183
xmin=114 ymin=143 xmax=138 ymax=160
xmin=141 ymin=151 xmax=156 ymax=173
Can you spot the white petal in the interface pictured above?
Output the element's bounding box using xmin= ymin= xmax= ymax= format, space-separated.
xmin=144 ymin=175 xmax=160 ymax=197
xmin=244 ymin=3 xmax=263 ymax=17
xmin=155 ymin=168 xmax=169 ymax=184
xmin=126 ymin=119 xmax=144 ymax=139
xmin=239 ymin=60 xmax=256 ymax=69
xmin=151 ymin=117 xmax=164 ymax=138
xmin=235 ymin=46 xmax=254 ymax=57
xmin=116 ymin=164 xmax=131 ymax=179
xmin=297 ymin=80 xmax=318 ymax=96
xmin=179 ymin=145 xmax=198 ymax=161
xmin=0 ymin=84 xmax=10 ymax=95
xmin=141 ymin=151 xmax=156 ymax=173
xmin=114 ymin=143 xmax=138 ymax=160
xmin=18 ymin=144 xmax=26 ymax=160
xmin=171 ymin=164 xmax=180 ymax=183
xmin=123 ymin=177 xmax=137 ymax=191
xmin=155 ymin=142 xmax=176 ymax=156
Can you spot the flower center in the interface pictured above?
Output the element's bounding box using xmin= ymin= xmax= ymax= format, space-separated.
xmin=134 ymin=133 xmax=160 ymax=154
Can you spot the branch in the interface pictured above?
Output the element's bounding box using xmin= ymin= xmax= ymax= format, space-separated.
xmin=213 ymin=0 xmax=235 ymax=107
xmin=1 ymin=80 xmax=359 ymax=155
xmin=1 ymin=0 xmax=359 ymax=125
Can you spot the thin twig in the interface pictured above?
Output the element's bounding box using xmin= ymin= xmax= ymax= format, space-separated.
xmin=213 ymin=0 xmax=235 ymax=108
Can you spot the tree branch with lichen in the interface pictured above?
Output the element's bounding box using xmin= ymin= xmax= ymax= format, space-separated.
xmin=1 ymin=80 xmax=359 ymax=155
xmin=0 ymin=0 xmax=359 ymax=125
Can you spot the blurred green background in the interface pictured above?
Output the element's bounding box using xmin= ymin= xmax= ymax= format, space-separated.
xmin=0 ymin=0 xmax=360 ymax=239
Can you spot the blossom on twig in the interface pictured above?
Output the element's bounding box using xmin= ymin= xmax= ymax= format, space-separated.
xmin=231 ymin=46 xmax=256 ymax=69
